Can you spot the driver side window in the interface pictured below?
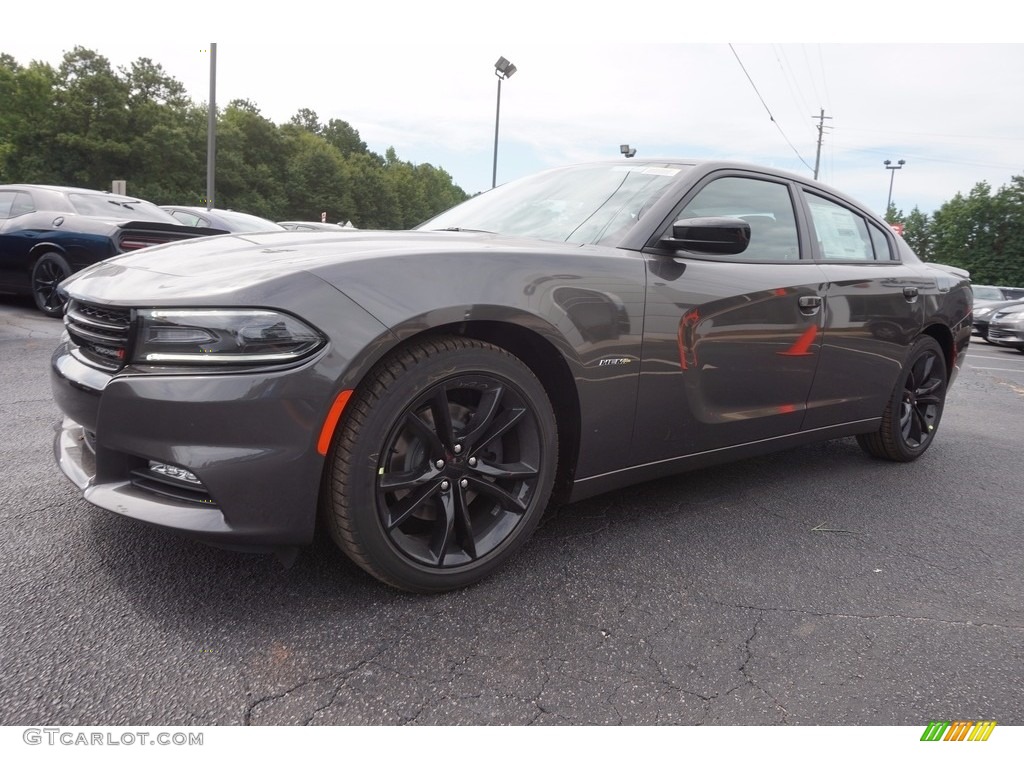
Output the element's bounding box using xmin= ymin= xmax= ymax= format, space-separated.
xmin=678 ymin=176 xmax=800 ymax=261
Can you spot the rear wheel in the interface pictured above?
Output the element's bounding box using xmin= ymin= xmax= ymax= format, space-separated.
xmin=857 ymin=336 xmax=947 ymax=462
xmin=31 ymin=252 xmax=71 ymax=317
xmin=323 ymin=336 xmax=557 ymax=592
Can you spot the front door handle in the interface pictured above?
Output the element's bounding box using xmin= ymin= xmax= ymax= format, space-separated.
xmin=798 ymin=295 xmax=823 ymax=315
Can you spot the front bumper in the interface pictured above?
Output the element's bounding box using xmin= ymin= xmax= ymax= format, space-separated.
xmin=50 ymin=343 xmax=334 ymax=550
xmin=988 ymin=323 xmax=1024 ymax=349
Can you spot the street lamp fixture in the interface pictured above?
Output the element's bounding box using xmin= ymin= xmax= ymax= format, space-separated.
xmin=492 ymin=56 xmax=517 ymax=189
xmin=884 ymin=159 xmax=906 ymax=213
xmin=620 ymin=144 xmax=636 ymax=158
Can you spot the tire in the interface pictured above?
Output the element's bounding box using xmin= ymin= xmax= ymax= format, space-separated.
xmin=856 ymin=335 xmax=947 ymax=462
xmin=323 ymin=336 xmax=558 ymax=592
xmin=31 ymin=252 xmax=71 ymax=317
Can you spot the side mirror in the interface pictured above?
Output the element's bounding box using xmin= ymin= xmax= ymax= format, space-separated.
xmin=660 ymin=216 xmax=751 ymax=255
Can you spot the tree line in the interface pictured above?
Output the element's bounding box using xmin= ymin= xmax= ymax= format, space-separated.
xmin=0 ymin=47 xmax=469 ymax=228
xmin=888 ymin=176 xmax=1024 ymax=287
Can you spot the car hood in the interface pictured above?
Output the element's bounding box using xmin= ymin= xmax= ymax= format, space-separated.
xmin=62 ymin=230 xmax=587 ymax=304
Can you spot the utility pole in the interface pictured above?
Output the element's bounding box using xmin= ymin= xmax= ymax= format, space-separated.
xmin=811 ymin=108 xmax=832 ymax=180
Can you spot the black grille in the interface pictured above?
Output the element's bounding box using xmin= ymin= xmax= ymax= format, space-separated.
xmin=65 ymin=301 xmax=132 ymax=371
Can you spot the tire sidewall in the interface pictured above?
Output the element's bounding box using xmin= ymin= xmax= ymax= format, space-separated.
xmin=333 ymin=341 xmax=557 ymax=591
xmin=888 ymin=336 xmax=947 ymax=460
xmin=31 ymin=252 xmax=71 ymax=317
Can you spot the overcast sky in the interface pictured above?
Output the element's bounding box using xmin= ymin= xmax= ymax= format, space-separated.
xmin=4 ymin=2 xmax=1022 ymax=218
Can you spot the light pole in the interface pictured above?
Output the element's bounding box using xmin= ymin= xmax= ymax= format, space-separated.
xmin=492 ymin=56 xmax=517 ymax=189
xmin=206 ymin=43 xmax=216 ymax=211
xmin=884 ymin=159 xmax=905 ymax=213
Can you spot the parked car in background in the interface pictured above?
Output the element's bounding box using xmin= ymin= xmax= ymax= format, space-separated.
xmin=0 ymin=185 xmax=224 ymax=316
xmin=973 ymin=284 xmax=1024 ymax=307
xmin=987 ymin=303 xmax=1024 ymax=353
xmin=162 ymin=206 xmax=285 ymax=233
xmin=278 ymin=221 xmax=358 ymax=231
xmin=972 ymin=299 xmax=1024 ymax=342
xmin=51 ymin=160 xmax=971 ymax=592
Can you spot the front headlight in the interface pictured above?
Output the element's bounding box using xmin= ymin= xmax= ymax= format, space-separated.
xmin=998 ymin=311 xmax=1024 ymax=322
xmin=974 ymin=307 xmax=994 ymax=318
xmin=134 ymin=309 xmax=325 ymax=365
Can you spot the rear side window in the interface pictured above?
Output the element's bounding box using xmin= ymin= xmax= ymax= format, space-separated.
xmin=806 ymin=193 xmax=872 ymax=260
xmin=170 ymin=211 xmax=206 ymax=227
xmin=868 ymin=222 xmax=894 ymax=261
xmin=0 ymin=191 xmax=34 ymax=219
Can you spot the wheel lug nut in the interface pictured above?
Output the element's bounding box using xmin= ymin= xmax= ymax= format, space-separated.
xmin=453 ymin=444 xmax=463 ymax=454
xmin=468 ymin=457 xmax=477 ymax=467
xmin=435 ymin=459 xmax=445 ymax=469
xmin=460 ymin=479 xmax=469 ymax=489
xmin=440 ymin=480 xmax=450 ymax=491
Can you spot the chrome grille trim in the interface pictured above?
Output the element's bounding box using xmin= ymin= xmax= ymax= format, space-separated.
xmin=64 ymin=301 xmax=132 ymax=372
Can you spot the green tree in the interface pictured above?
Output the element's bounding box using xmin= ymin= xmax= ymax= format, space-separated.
xmin=930 ymin=179 xmax=1024 ymax=285
xmin=50 ymin=47 xmax=132 ymax=187
xmin=0 ymin=47 xmax=469 ymax=228
xmin=322 ymin=118 xmax=369 ymax=157
xmin=215 ymin=99 xmax=288 ymax=216
xmin=902 ymin=206 xmax=932 ymax=261
xmin=0 ymin=55 xmax=58 ymax=182
xmin=280 ymin=126 xmax=349 ymax=222
xmin=289 ymin=108 xmax=321 ymax=134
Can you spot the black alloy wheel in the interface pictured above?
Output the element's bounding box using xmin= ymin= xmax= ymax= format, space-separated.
xmin=323 ymin=336 xmax=557 ymax=592
xmin=857 ymin=335 xmax=947 ymax=462
xmin=31 ymin=252 xmax=71 ymax=317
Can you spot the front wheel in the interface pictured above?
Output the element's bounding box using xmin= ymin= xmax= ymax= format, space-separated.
xmin=322 ymin=336 xmax=558 ymax=592
xmin=856 ymin=335 xmax=947 ymax=462
xmin=31 ymin=252 xmax=71 ymax=317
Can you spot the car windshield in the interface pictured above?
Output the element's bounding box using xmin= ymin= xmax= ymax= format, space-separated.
xmin=418 ymin=163 xmax=687 ymax=245
xmin=973 ymin=286 xmax=1004 ymax=300
xmin=67 ymin=193 xmax=179 ymax=223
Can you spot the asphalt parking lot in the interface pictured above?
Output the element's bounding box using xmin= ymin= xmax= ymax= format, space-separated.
xmin=0 ymin=296 xmax=1022 ymax=726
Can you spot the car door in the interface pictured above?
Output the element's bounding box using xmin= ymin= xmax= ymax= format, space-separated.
xmin=0 ymin=189 xmax=39 ymax=289
xmin=631 ymin=172 xmax=829 ymax=465
xmin=797 ymin=189 xmax=925 ymax=430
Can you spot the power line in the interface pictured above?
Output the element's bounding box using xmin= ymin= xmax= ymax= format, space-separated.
xmin=828 ymin=141 xmax=1023 ymax=172
xmin=816 ymin=45 xmax=832 ymax=114
xmin=728 ymin=44 xmax=814 ymax=174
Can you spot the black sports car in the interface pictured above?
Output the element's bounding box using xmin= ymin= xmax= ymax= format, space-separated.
xmin=0 ymin=185 xmax=224 ymax=316
xmin=50 ymin=160 xmax=972 ymax=592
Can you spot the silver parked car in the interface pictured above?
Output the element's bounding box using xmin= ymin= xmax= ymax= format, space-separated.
xmin=987 ymin=303 xmax=1024 ymax=353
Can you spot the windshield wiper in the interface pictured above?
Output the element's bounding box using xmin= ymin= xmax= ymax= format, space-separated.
xmin=430 ymin=227 xmax=495 ymax=234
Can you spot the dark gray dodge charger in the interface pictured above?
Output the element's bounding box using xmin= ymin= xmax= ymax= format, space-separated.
xmin=50 ymin=160 xmax=972 ymax=592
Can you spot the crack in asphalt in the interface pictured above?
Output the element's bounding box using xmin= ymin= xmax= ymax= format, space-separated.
xmin=738 ymin=612 xmax=789 ymax=722
xmin=705 ymin=599 xmax=1024 ymax=630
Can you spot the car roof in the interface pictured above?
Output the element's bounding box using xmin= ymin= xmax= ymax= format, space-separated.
xmin=0 ymin=183 xmax=149 ymax=200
